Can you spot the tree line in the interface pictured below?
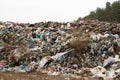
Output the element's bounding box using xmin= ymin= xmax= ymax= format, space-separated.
xmin=82 ymin=0 xmax=120 ymax=23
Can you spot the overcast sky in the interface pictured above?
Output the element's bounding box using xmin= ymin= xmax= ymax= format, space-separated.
xmin=0 ymin=0 xmax=116 ymax=23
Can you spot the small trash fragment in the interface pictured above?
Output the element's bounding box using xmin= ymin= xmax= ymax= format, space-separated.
xmin=90 ymin=66 xmax=106 ymax=77
xmin=103 ymin=55 xmax=120 ymax=67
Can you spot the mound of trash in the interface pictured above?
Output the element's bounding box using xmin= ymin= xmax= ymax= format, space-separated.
xmin=0 ymin=20 xmax=120 ymax=79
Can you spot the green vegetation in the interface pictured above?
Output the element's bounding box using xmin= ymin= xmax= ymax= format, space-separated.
xmin=82 ymin=0 xmax=120 ymax=23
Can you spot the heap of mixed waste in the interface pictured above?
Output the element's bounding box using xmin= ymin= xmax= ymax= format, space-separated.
xmin=0 ymin=20 xmax=120 ymax=79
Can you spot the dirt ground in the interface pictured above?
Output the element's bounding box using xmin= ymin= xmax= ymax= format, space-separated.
xmin=0 ymin=72 xmax=79 ymax=80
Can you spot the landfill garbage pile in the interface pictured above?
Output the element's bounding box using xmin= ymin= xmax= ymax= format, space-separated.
xmin=0 ymin=20 xmax=120 ymax=79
